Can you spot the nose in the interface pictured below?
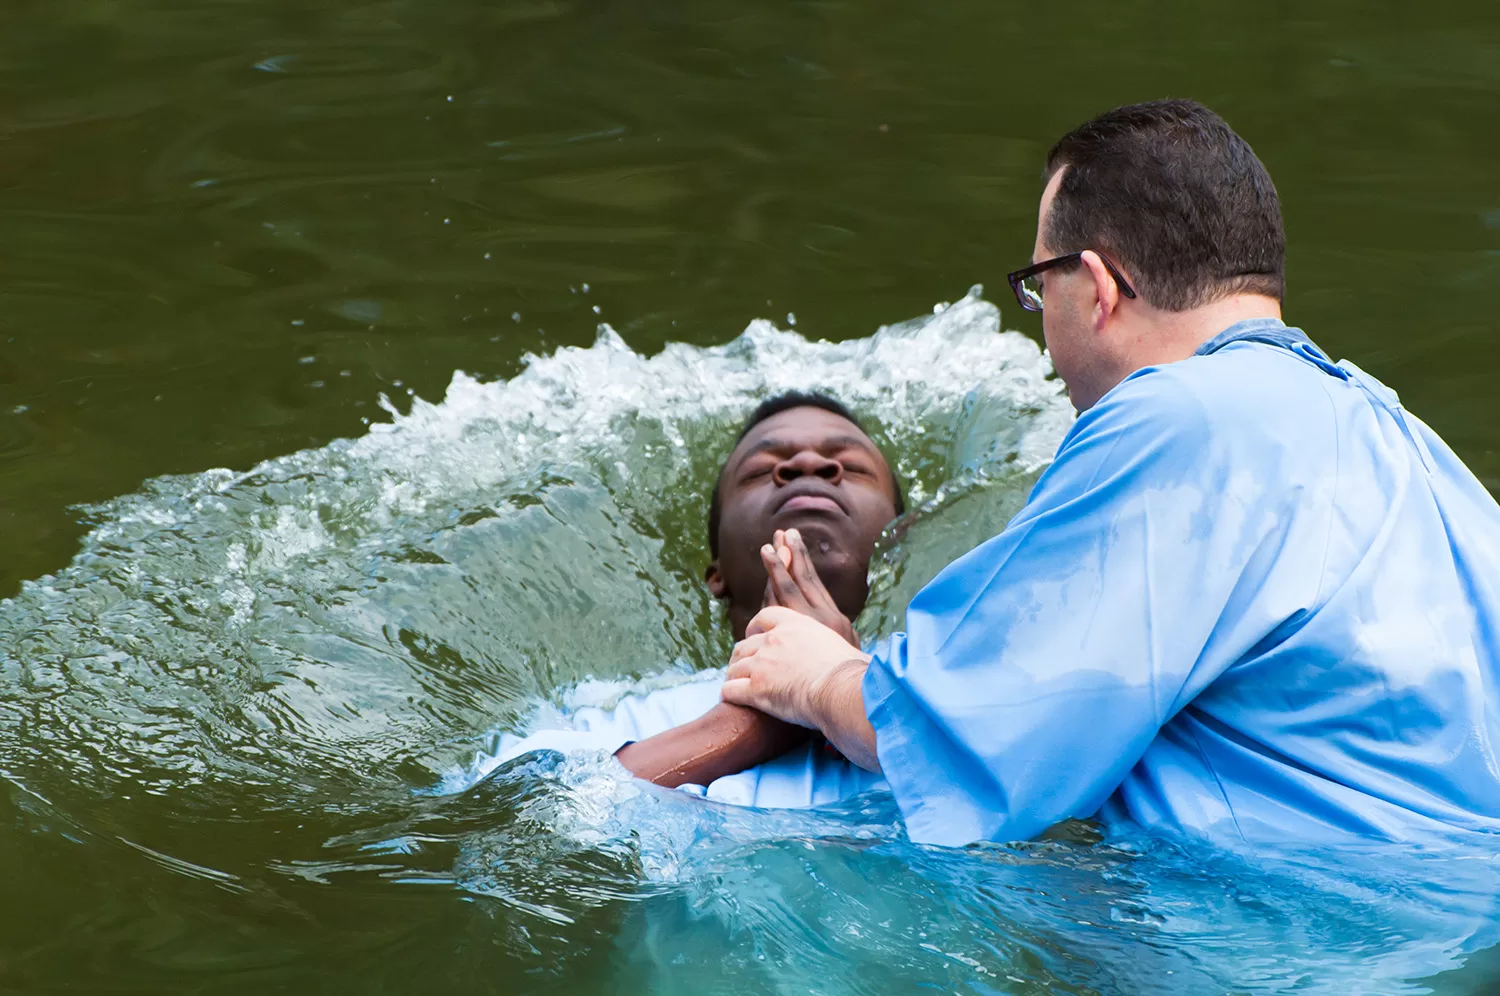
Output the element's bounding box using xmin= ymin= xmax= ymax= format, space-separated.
xmin=773 ymin=448 xmax=843 ymax=487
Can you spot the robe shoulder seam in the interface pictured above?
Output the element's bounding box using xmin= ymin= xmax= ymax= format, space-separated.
xmin=1310 ymin=367 xmax=1342 ymax=608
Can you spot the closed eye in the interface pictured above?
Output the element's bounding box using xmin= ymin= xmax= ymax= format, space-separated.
xmin=834 ymin=449 xmax=878 ymax=476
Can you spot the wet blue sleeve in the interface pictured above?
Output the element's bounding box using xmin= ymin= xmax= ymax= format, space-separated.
xmin=863 ymin=369 xmax=1293 ymax=846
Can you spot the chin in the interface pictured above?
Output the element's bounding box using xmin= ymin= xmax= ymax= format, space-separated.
xmin=807 ymin=541 xmax=861 ymax=579
xmin=774 ymin=515 xmax=849 ymax=550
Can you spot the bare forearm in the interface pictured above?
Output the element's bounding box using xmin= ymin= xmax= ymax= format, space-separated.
xmin=613 ymin=702 xmax=812 ymax=788
xmin=811 ymin=660 xmax=881 ymax=774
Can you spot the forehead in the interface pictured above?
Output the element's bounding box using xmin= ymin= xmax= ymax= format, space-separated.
xmin=730 ymin=406 xmax=878 ymax=462
xmin=1034 ymin=167 xmax=1067 ymax=258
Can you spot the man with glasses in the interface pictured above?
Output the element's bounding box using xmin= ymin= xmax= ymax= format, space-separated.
xmin=722 ymin=99 xmax=1500 ymax=849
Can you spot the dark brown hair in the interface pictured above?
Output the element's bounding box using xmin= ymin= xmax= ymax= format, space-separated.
xmin=1044 ymin=99 xmax=1285 ymax=311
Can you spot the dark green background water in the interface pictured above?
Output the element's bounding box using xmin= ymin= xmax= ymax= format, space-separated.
xmin=3 ymin=0 xmax=1499 ymax=992
xmin=5 ymin=0 xmax=1498 ymax=598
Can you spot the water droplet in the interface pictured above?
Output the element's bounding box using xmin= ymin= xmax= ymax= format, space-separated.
xmin=786 ymin=312 xmax=797 ymax=327
xmin=290 ymin=319 xmax=305 ymax=327
xmin=511 ymin=312 xmax=521 ymax=323
xmin=298 ymin=355 xmax=316 ymax=365
xmin=10 ymin=405 xmax=27 ymax=414
xmin=592 ymin=305 xmax=601 ymax=314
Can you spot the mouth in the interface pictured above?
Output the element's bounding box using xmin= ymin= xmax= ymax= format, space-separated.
xmin=773 ymin=484 xmax=848 ymax=518
xmin=779 ymin=494 xmax=844 ymax=514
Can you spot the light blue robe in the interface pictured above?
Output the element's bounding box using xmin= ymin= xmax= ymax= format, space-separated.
xmin=443 ymin=674 xmax=885 ymax=807
xmin=865 ymin=319 xmax=1500 ymax=848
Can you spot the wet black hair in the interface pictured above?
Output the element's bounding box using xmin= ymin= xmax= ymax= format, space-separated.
xmin=706 ymin=391 xmax=905 ymax=557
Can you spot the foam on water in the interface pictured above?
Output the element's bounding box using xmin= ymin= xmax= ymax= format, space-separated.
xmin=0 ymin=287 xmax=1068 ymax=810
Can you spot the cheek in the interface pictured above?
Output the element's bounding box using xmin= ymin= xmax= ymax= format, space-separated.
xmin=851 ymin=491 xmax=899 ymax=539
xmin=1042 ymin=294 xmax=1090 ymax=376
xmin=1041 ymin=313 xmax=1073 ymax=377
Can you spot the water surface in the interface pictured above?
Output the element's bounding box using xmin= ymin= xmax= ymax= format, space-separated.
xmin=3 ymin=1 xmax=1500 ymax=992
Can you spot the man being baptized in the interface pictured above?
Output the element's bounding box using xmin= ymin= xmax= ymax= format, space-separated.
xmin=456 ymin=391 xmax=902 ymax=807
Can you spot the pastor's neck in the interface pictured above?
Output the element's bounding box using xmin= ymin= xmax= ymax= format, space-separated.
xmin=1079 ymin=293 xmax=1284 ymax=412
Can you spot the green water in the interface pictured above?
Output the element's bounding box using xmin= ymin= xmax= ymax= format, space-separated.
xmin=3 ymin=1 xmax=1500 ymax=993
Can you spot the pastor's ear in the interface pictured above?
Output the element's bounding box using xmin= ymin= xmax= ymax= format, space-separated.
xmin=1081 ymin=249 xmax=1122 ymax=329
xmin=704 ymin=560 xmax=729 ymax=600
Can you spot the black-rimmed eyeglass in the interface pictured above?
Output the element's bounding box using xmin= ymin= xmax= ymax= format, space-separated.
xmin=1006 ymin=252 xmax=1137 ymax=313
